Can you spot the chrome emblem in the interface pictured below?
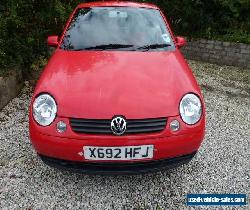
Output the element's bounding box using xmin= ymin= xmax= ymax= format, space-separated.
xmin=111 ymin=116 xmax=127 ymax=135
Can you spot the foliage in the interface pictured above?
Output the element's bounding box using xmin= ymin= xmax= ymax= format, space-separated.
xmin=0 ymin=0 xmax=82 ymax=76
xmin=0 ymin=0 xmax=249 ymax=76
xmin=138 ymin=0 xmax=250 ymax=39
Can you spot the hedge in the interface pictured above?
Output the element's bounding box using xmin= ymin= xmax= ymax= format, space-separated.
xmin=0 ymin=0 xmax=249 ymax=76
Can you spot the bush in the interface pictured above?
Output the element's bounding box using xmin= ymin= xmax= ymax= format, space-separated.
xmin=0 ymin=0 xmax=81 ymax=76
xmin=0 ymin=0 xmax=249 ymax=76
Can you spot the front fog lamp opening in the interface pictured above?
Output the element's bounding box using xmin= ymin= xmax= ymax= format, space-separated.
xmin=170 ymin=120 xmax=180 ymax=132
xmin=57 ymin=121 xmax=67 ymax=133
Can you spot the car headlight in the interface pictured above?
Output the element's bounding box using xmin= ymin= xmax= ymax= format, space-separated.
xmin=179 ymin=93 xmax=202 ymax=125
xmin=33 ymin=94 xmax=57 ymax=126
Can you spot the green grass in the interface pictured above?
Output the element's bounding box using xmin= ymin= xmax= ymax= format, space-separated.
xmin=188 ymin=32 xmax=250 ymax=44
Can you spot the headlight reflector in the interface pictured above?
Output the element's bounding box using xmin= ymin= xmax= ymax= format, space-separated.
xmin=33 ymin=94 xmax=57 ymax=126
xmin=179 ymin=93 xmax=202 ymax=125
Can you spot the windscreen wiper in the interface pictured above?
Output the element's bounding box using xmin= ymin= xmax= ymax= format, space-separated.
xmin=74 ymin=44 xmax=135 ymax=51
xmin=137 ymin=43 xmax=172 ymax=51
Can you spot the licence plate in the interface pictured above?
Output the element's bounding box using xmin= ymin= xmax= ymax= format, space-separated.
xmin=83 ymin=145 xmax=154 ymax=161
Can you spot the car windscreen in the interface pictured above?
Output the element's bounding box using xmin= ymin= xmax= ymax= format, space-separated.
xmin=60 ymin=7 xmax=175 ymax=51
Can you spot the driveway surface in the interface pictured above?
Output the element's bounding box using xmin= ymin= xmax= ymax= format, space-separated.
xmin=0 ymin=60 xmax=249 ymax=209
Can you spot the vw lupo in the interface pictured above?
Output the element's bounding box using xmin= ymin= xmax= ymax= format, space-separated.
xmin=29 ymin=1 xmax=206 ymax=174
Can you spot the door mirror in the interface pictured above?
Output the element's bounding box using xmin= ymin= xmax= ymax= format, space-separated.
xmin=47 ymin=35 xmax=59 ymax=47
xmin=176 ymin=36 xmax=187 ymax=48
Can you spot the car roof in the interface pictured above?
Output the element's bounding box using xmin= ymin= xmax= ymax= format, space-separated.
xmin=77 ymin=1 xmax=159 ymax=10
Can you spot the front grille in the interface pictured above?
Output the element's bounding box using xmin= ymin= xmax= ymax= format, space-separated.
xmin=70 ymin=117 xmax=167 ymax=135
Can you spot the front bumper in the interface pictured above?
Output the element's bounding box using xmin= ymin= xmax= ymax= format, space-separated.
xmin=30 ymin=115 xmax=205 ymax=174
xmin=30 ymin=129 xmax=203 ymax=160
xmin=40 ymin=152 xmax=196 ymax=175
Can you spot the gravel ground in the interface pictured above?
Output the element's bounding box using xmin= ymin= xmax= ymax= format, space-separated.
xmin=0 ymin=60 xmax=249 ymax=210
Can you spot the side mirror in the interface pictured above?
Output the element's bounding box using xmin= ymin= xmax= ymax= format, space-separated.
xmin=47 ymin=35 xmax=59 ymax=47
xmin=176 ymin=36 xmax=187 ymax=48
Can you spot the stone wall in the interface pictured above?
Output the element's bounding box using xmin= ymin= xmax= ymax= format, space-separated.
xmin=182 ymin=39 xmax=250 ymax=68
xmin=0 ymin=70 xmax=23 ymax=110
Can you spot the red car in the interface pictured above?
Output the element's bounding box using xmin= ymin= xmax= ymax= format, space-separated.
xmin=29 ymin=1 xmax=205 ymax=174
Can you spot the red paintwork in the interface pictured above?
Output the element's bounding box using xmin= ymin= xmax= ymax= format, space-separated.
xmin=176 ymin=36 xmax=187 ymax=48
xmin=47 ymin=35 xmax=59 ymax=47
xmin=29 ymin=1 xmax=206 ymax=164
